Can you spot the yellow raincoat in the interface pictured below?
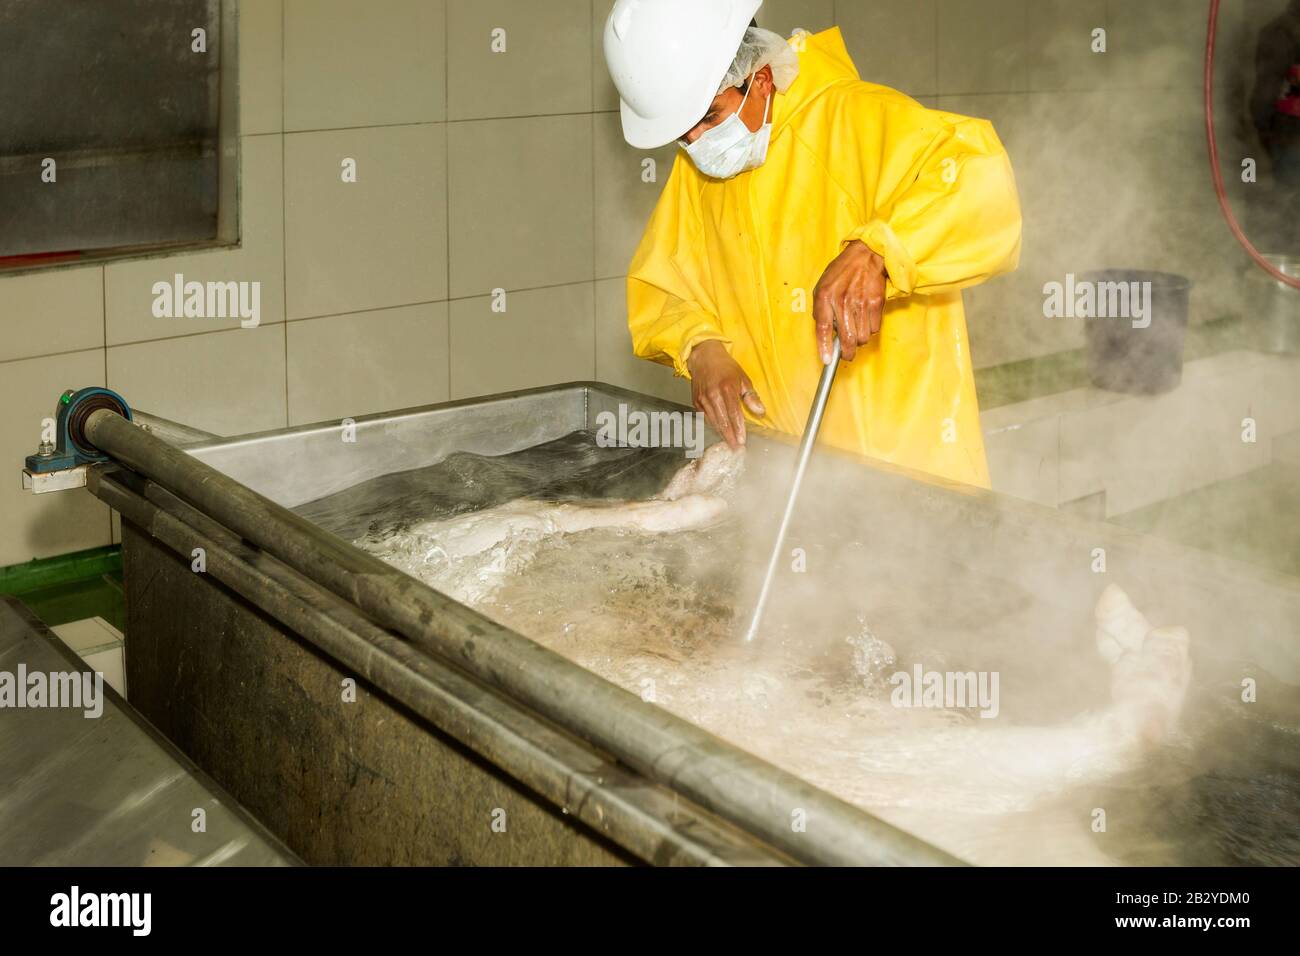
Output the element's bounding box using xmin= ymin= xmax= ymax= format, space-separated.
xmin=627 ymin=27 xmax=1021 ymax=488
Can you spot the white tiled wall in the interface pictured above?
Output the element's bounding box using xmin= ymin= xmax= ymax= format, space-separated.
xmin=284 ymin=123 xmax=447 ymax=317
xmin=284 ymin=0 xmax=446 ymax=130
xmin=287 ymin=303 xmax=450 ymax=424
xmin=446 ymin=114 xmax=593 ymax=296
xmin=105 ymin=134 xmax=287 ymax=345
xmin=107 ymin=324 xmax=288 ymax=438
xmin=0 ymin=0 xmax=1291 ymax=566
xmin=446 ymin=0 xmax=592 ymax=120
xmin=449 ymin=283 xmax=595 ymax=399
xmin=0 ymin=269 xmax=104 ymax=364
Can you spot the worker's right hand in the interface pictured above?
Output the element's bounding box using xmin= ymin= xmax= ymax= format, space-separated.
xmin=685 ymin=340 xmax=766 ymax=448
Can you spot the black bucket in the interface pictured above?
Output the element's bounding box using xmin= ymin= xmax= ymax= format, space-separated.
xmin=1081 ymin=270 xmax=1192 ymax=395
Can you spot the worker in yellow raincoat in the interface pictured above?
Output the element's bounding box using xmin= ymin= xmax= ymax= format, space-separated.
xmin=604 ymin=1 xmax=1022 ymax=488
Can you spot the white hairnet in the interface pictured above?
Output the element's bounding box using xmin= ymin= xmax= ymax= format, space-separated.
xmin=717 ymin=26 xmax=801 ymax=94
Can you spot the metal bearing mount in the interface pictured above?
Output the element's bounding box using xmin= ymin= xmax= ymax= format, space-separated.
xmin=25 ymin=387 xmax=134 ymax=474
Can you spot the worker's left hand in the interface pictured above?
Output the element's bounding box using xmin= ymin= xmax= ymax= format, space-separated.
xmin=812 ymin=240 xmax=887 ymax=363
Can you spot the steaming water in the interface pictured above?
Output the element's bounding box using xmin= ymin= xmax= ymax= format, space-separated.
xmin=297 ymin=432 xmax=1300 ymax=866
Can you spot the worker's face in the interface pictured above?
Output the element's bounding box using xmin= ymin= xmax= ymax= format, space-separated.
xmin=679 ymin=66 xmax=774 ymax=145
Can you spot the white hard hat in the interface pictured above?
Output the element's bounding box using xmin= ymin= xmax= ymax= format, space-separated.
xmin=604 ymin=0 xmax=764 ymax=149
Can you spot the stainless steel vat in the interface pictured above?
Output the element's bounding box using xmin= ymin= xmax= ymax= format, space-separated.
xmin=83 ymin=382 xmax=1300 ymax=865
xmin=86 ymin=384 xmax=962 ymax=866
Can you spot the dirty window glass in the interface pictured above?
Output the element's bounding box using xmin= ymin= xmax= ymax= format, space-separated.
xmin=0 ymin=0 xmax=232 ymax=269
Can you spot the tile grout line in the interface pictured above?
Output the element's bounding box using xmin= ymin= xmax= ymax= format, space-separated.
xmin=281 ymin=0 xmax=289 ymax=427
xmin=101 ymin=267 xmax=107 ymax=386
xmin=1 ymin=345 xmax=110 ymax=369
xmin=444 ymin=0 xmax=452 ymax=402
xmin=0 ymin=272 xmax=633 ymax=368
xmin=591 ymin=0 xmax=598 ymax=384
xmin=279 ymin=111 xmax=625 ymax=137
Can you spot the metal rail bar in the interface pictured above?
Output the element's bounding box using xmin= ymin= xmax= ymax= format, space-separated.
xmin=83 ymin=407 xmax=963 ymax=866
xmin=132 ymin=410 xmax=220 ymax=447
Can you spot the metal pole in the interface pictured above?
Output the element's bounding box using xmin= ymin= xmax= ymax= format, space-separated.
xmin=744 ymin=336 xmax=841 ymax=642
xmin=82 ymin=406 xmax=961 ymax=866
xmin=131 ymin=410 xmax=220 ymax=447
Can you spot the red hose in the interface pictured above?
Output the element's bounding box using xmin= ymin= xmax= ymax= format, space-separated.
xmin=1205 ymin=0 xmax=1300 ymax=289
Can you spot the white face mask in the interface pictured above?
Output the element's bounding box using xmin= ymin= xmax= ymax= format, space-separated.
xmin=682 ymin=75 xmax=772 ymax=180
